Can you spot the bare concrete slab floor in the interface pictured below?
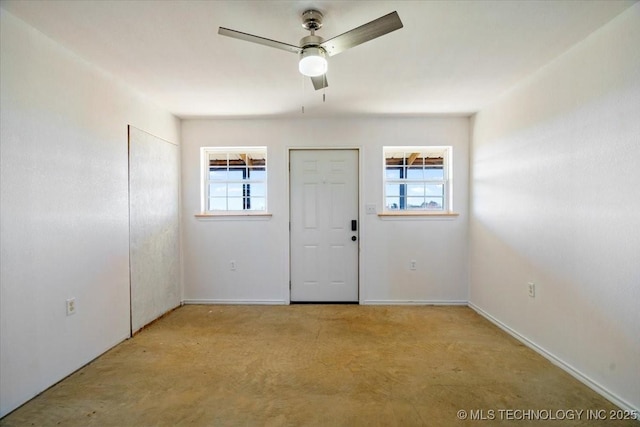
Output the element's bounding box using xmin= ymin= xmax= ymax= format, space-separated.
xmin=1 ymin=305 xmax=636 ymax=426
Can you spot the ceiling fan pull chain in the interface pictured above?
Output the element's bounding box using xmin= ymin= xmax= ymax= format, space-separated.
xmin=323 ymin=74 xmax=326 ymax=102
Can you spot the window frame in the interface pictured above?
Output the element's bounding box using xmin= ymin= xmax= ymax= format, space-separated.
xmin=382 ymin=146 xmax=453 ymax=214
xmin=200 ymin=146 xmax=268 ymax=215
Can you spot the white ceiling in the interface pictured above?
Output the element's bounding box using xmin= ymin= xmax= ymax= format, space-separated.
xmin=2 ymin=0 xmax=635 ymax=118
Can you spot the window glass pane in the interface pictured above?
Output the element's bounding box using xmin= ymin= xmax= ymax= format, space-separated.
xmin=425 ymin=184 xmax=444 ymax=197
xmin=209 ymin=168 xmax=227 ymax=180
xmin=425 ymin=198 xmax=444 ymax=210
xmin=246 ymin=152 xmax=266 ymax=166
xmin=398 ymin=196 xmax=407 ymax=209
xmin=426 ymin=156 xmax=444 ymax=166
xmin=385 ymin=168 xmax=401 ymax=179
xmin=209 ymin=198 xmax=226 ymax=211
xmin=227 ymin=183 xmax=243 ymax=197
xmin=228 ymin=153 xmax=243 ymax=163
xmin=208 ymin=152 xmax=228 ymax=162
xmin=406 ymin=168 xmax=423 ymax=180
xmin=209 ymin=183 xmax=226 ymax=198
xmin=385 ymin=154 xmax=404 ymax=166
xmin=407 ymin=197 xmax=425 ymax=209
xmin=249 ymin=168 xmax=266 ymax=181
xmin=425 ymin=167 xmax=444 ymax=180
xmin=386 ymin=197 xmax=400 ymax=210
xmin=249 ymin=183 xmax=265 ymax=197
xmin=407 ymin=183 xmax=425 ymax=196
xmin=228 ymin=167 xmax=245 ymax=180
xmin=228 ymin=197 xmax=243 ymax=210
xmin=248 ymin=197 xmax=266 ymax=211
xmin=385 ymin=184 xmax=400 ymax=197
xmin=405 ymin=153 xmax=421 ymax=168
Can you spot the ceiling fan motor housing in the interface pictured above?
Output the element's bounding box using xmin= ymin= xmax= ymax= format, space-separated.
xmin=301 ymin=9 xmax=323 ymax=31
xmin=299 ymin=35 xmax=323 ymax=49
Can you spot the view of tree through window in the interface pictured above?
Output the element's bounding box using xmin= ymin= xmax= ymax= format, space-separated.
xmin=202 ymin=148 xmax=267 ymax=212
xmin=384 ymin=147 xmax=451 ymax=211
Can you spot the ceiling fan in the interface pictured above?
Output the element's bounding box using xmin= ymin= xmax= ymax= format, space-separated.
xmin=218 ymin=9 xmax=403 ymax=90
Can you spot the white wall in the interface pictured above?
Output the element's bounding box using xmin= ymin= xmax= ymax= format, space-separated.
xmin=469 ymin=4 xmax=640 ymax=411
xmin=0 ymin=11 xmax=180 ymax=416
xmin=181 ymin=117 xmax=469 ymax=305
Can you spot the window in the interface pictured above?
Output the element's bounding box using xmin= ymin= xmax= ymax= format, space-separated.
xmin=383 ymin=146 xmax=452 ymax=212
xmin=201 ymin=147 xmax=267 ymax=212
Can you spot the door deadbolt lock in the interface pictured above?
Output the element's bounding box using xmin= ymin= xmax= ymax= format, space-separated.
xmin=351 ymin=235 xmax=357 ymax=241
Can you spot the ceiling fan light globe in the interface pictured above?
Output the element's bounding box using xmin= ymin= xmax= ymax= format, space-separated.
xmin=299 ymin=48 xmax=327 ymax=77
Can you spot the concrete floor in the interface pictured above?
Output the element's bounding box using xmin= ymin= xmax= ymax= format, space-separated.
xmin=1 ymin=305 xmax=635 ymax=426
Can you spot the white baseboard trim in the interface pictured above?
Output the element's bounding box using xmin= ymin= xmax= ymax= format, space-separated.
xmin=468 ymin=302 xmax=639 ymax=415
xmin=185 ymin=299 xmax=469 ymax=306
xmin=362 ymin=299 xmax=468 ymax=305
xmin=182 ymin=299 xmax=287 ymax=305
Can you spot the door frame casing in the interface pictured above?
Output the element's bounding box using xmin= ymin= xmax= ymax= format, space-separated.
xmin=286 ymin=147 xmax=363 ymax=304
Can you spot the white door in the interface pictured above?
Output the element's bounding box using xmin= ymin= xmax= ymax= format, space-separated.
xmin=290 ymin=149 xmax=359 ymax=302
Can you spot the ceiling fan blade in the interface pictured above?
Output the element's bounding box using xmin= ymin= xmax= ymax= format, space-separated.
xmin=311 ymin=75 xmax=328 ymax=91
xmin=320 ymin=11 xmax=403 ymax=57
xmin=218 ymin=27 xmax=302 ymax=54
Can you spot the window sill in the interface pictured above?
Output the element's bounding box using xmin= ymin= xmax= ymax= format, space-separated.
xmin=378 ymin=211 xmax=459 ymax=219
xmin=195 ymin=212 xmax=273 ymax=220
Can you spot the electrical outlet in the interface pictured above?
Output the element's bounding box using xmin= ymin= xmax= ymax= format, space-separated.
xmin=528 ymin=282 xmax=536 ymax=298
xmin=66 ymin=298 xmax=76 ymax=316
xmin=410 ymin=260 xmax=417 ymax=270
xmin=366 ymin=204 xmax=377 ymax=215
xmin=230 ymin=260 xmax=236 ymax=271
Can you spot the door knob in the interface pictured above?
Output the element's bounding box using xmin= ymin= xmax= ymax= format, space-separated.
xmin=351 ymin=235 xmax=357 ymax=241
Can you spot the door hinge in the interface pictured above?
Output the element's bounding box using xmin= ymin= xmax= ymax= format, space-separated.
xmin=289 ymin=281 xmax=291 ymax=289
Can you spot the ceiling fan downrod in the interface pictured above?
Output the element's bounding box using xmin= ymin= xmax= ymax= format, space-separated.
xmin=300 ymin=10 xmax=325 ymax=51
